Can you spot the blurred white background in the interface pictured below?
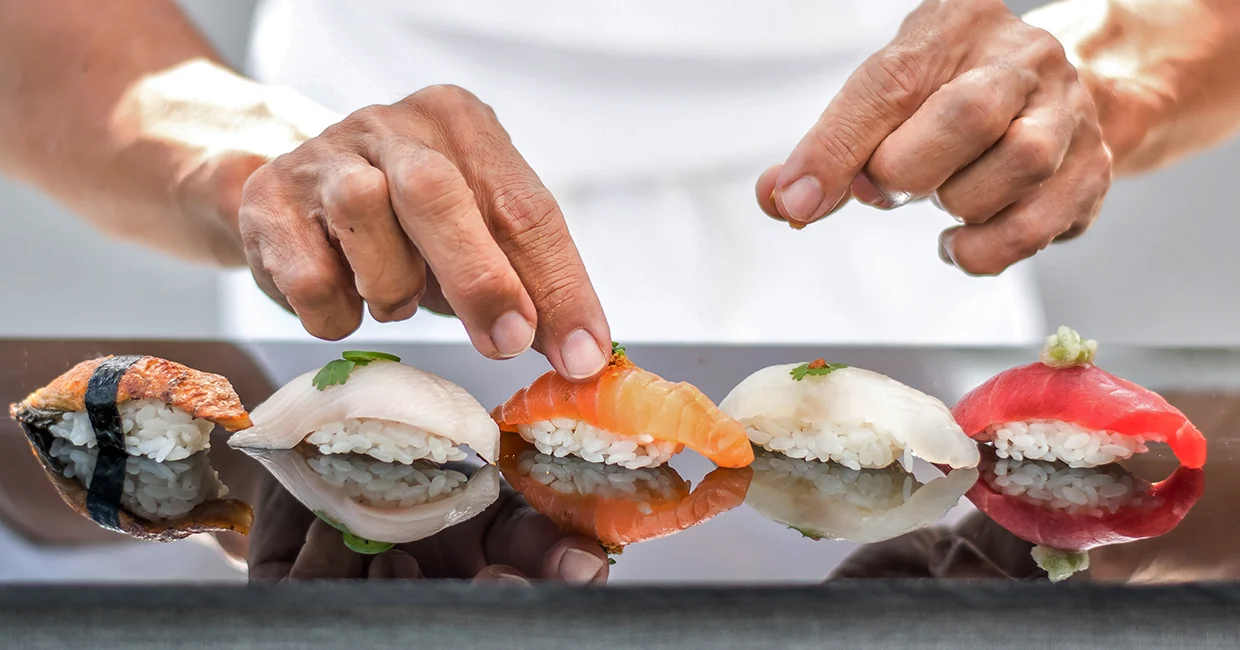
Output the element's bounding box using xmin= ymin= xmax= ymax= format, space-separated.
xmin=0 ymin=0 xmax=1235 ymax=344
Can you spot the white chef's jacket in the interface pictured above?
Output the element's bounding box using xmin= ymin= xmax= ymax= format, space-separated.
xmin=222 ymin=0 xmax=1045 ymax=345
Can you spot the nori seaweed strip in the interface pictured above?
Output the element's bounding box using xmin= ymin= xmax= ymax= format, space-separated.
xmin=82 ymin=355 xmax=143 ymax=530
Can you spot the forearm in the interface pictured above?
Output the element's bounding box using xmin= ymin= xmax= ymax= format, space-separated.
xmin=0 ymin=0 xmax=332 ymax=265
xmin=1027 ymin=0 xmax=1240 ymax=176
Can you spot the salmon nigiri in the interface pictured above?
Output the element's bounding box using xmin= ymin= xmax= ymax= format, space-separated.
xmin=492 ymin=345 xmax=754 ymax=469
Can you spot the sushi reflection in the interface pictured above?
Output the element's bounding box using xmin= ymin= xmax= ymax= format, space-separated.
xmin=748 ymin=451 xmax=978 ymax=543
xmin=28 ymin=438 xmax=251 ymax=541
xmin=498 ymin=435 xmax=751 ymax=554
xmin=966 ymin=448 xmax=1204 ymax=581
xmin=240 ymin=446 xmax=500 ymax=550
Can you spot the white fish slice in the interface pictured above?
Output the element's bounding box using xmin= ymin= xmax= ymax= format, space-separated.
xmin=246 ymin=448 xmax=500 ymax=544
xmin=719 ymin=364 xmax=980 ymax=469
xmin=228 ymin=361 xmax=499 ymax=463
xmin=747 ymin=461 xmax=979 ymax=543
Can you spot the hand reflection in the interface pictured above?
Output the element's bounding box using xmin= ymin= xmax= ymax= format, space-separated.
xmin=247 ymin=468 xmax=609 ymax=584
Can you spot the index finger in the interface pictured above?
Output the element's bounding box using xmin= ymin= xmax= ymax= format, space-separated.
xmin=774 ymin=45 xmax=940 ymax=224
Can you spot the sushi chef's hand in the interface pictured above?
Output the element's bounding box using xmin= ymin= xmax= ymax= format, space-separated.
xmin=757 ymin=0 xmax=1112 ymax=276
xmin=239 ymin=85 xmax=612 ymax=381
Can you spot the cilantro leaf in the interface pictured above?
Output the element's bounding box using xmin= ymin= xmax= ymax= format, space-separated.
xmin=312 ymin=359 xmax=356 ymax=390
xmin=342 ymin=532 xmax=395 ymax=555
xmin=789 ymin=525 xmax=824 ymax=540
xmin=342 ymin=350 xmax=401 ymax=364
xmin=612 ymin=341 xmax=626 ymax=358
xmin=789 ymin=359 xmax=848 ymax=381
xmin=608 ymin=557 xmax=617 ymax=565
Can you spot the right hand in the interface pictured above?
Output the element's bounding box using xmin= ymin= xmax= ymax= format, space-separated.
xmin=239 ymin=85 xmax=611 ymax=381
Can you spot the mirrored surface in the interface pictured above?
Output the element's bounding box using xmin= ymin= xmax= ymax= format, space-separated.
xmin=2 ymin=339 xmax=1237 ymax=585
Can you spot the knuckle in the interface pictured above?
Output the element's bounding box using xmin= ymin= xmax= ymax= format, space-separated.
xmin=530 ymin=258 xmax=587 ymax=312
xmin=389 ymin=149 xmax=473 ymax=212
xmin=943 ymin=81 xmax=1005 ymax=135
xmin=323 ymin=166 xmax=388 ymax=217
xmin=1000 ymin=218 xmax=1051 ymax=260
xmin=1008 ymin=125 xmax=1061 ymax=183
xmin=1027 ymin=28 xmax=1068 ymax=65
xmin=411 ymin=84 xmax=488 ymax=115
xmin=451 ymin=259 xmax=514 ymax=304
xmin=863 ymin=47 xmax=927 ymax=115
xmin=812 ymin=119 xmax=868 ymax=172
xmin=342 ymin=104 xmax=395 ymax=134
xmin=280 ymin=263 xmax=344 ymax=310
xmin=490 ymin=182 xmax=562 ymax=243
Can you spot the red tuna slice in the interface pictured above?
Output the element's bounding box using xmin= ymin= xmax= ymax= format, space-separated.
xmin=952 ymin=361 xmax=1206 ymax=469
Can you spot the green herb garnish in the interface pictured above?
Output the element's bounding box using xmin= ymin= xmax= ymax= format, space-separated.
xmin=612 ymin=341 xmax=626 ymax=358
xmin=608 ymin=557 xmax=617 ymax=565
xmin=311 ymin=350 xmax=402 ymax=390
xmin=789 ymin=525 xmax=824 ymax=541
xmin=790 ymin=359 xmax=848 ymax=381
xmin=314 ymin=511 xmax=395 ymax=555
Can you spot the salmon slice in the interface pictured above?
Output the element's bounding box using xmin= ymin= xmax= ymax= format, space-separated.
xmin=10 ymin=355 xmax=251 ymax=431
xmin=492 ymin=353 xmax=754 ymax=468
xmin=499 ymin=436 xmax=752 ymax=553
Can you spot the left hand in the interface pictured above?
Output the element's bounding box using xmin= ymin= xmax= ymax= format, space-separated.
xmin=757 ymin=0 xmax=1112 ymax=276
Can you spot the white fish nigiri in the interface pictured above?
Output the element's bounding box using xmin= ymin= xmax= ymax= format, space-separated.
xmin=747 ymin=452 xmax=978 ymax=543
xmin=719 ymin=361 xmax=979 ymax=469
xmin=246 ymin=448 xmax=499 ymax=544
xmin=229 ymin=359 xmax=499 ymax=464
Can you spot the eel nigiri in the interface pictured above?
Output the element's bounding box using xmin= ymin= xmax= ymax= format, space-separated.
xmin=747 ymin=451 xmax=978 ymax=543
xmin=244 ymin=447 xmax=499 ymax=549
xmin=228 ymin=351 xmax=499 ymax=464
xmin=32 ymin=437 xmax=251 ymax=541
xmin=499 ymin=435 xmax=751 ymax=554
xmin=10 ymin=355 xmax=251 ymax=462
xmin=952 ymin=326 xmax=1207 ymax=468
xmin=719 ymin=359 xmax=980 ymax=470
xmin=967 ymin=447 xmax=1203 ymax=581
xmin=492 ymin=345 xmax=753 ymax=469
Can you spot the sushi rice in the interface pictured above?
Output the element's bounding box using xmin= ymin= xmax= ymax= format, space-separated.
xmin=744 ymin=416 xmax=915 ymax=471
xmin=305 ymin=418 xmax=469 ymax=465
xmin=988 ymin=419 xmax=1149 ymax=468
xmin=985 ymin=458 xmax=1158 ymax=517
xmin=49 ymin=438 xmax=224 ymax=520
xmin=751 ymin=452 xmax=917 ymax=510
xmin=514 ymin=448 xmax=679 ymax=509
xmin=48 ymin=398 xmax=214 ymax=462
xmin=305 ymin=453 xmax=469 ymax=508
xmin=517 ymin=418 xmax=679 ymax=470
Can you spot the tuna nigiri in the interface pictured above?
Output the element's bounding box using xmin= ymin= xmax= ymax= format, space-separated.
xmin=952 ymin=327 xmax=1207 ymax=468
xmin=229 ymin=351 xmax=499 ymax=464
xmin=499 ymin=435 xmax=751 ymax=553
xmin=492 ymin=345 xmax=753 ymax=469
xmin=719 ymin=360 xmax=980 ymax=470
xmin=967 ymin=447 xmax=1204 ymax=581
xmin=747 ymin=451 xmax=978 ymax=543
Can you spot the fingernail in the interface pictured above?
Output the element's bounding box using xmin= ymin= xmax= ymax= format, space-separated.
xmin=938 ymin=230 xmax=959 ymax=268
xmin=491 ymin=311 xmax=535 ymax=359
xmin=852 ymin=173 xmax=885 ymax=207
xmin=779 ymin=176 xmax=824 ymax=222
xmin=558 ymin=548 xmax=606 ymax=584
xmin=496 ymin=573 xmax=531 ymax=587
xmin=561 ymin=329 xmax=607 ymax=380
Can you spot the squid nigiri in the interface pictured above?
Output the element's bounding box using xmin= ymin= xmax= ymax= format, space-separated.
xmin=952 ymin=327 xmax=1207 ymax=468
xmin=228 ymin=351 xmax=499 ymax=464
xmin=492 ymin=345 xmax=753 ymax=469
xmin=244 ymin=448 xmax=499 ymax=550
xmin=10 ymin=355 xmax=251 ymax=462
xmin=967 ymin=447 xmax=1203 ymax=581
xmin=719 ymin=359 xmax=979 ymax=470
xmin=747 ymin=451 xmax=978 ymax=543
xmin=499 ymin=435 xmax=751 ymax=553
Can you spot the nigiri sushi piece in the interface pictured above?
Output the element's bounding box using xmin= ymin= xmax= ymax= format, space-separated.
xmin=10 ymin=355 xmax=251 ymax=462
xmin=952 ymin=326 xmax=1207 ymax=468
xmin=228 ymin=351 xmax=499 ymax=464
xmin=746 ymin=451 xmax=978 ymax=543
xmin=499 ymin=435 xmax=751 ymax=553
xmin=29 ymin=436 xmax=251 ymax=541
xmin=967 ymin=447 xmax=1203 ymax=581
xmin=243 ymin=447 xmax=499 ymax=548
xmin=719 ymin=359 xmax=979 ymax=470
xmin=492 ymin=345 xmax=753 ymax=469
